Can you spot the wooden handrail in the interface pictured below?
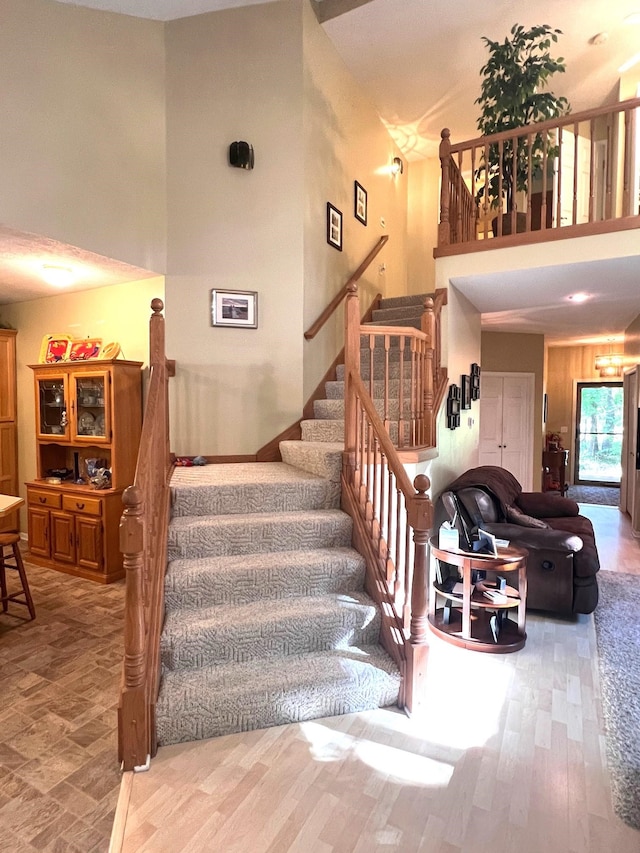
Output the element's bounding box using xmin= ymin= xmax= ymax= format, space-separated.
xmin=304 ymin=235 xmax=389 ymax=340
xmin=437 ymin=96 xmax=640 ymax=250
xmin=118 ymin=298 xmax=173 ymax=772
xmin=342 ymin=284 xmax=433 ymax=713
xmin=350 ymin=371 xmax=416 ymax=499
xmin=448 ymin=96 xmax=640 ymax=153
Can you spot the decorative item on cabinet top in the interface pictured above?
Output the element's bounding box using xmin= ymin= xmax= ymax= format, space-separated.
xmin=38 ymin=334 xmax=121 ymax=363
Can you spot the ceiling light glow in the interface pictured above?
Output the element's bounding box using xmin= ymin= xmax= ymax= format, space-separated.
xmin=41 ymin=264 xmax=74 ymax=287
xmin=567 ymin=292 xmax=589 ymax=303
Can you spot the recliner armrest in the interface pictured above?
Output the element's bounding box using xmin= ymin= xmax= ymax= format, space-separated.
xmin=517 ymin=492 xmax=580 ymax=518
xmin=481 ymin=523 xmax=583 ymax=554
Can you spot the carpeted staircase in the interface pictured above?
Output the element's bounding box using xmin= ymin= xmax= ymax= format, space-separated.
xmin=155 ymin=294 xmax=429 ymax=746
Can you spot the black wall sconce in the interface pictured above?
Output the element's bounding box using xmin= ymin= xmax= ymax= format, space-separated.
xmin=229 ymin=141 xmax=255 ymax=170
xmin=470 ymin=362 xmax=481 ymax=401
xmin=447 ymin=384 xmax=461 ymax=429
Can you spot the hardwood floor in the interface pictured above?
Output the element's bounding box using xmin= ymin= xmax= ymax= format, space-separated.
xmin=113 ymin=504 xmax=640 ymax=853
xmin=0 ymin=555 xmax=125 ymax=852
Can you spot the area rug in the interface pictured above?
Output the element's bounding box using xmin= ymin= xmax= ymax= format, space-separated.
xmin=593 ymin=571 xmax=640 ymax=829
xmin=568 ymin=485 xmax=620 ymax=506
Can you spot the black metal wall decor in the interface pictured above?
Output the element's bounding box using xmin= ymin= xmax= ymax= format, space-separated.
xmin=447 ymin=384 xmax=461 ymax=429
xmin=461 ymin=374 xmax=471 ymax=409
xmin=470 ymin=362 xmax=481 ymax=401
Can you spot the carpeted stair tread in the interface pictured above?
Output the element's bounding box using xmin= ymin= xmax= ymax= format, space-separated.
xmin=161 ymin=592 xmax=381 ymax=671
xmin=377 ymin=293 xmax=429 ymax=309
xmin=165 ymin=547 xmax=366 ymax=610
xmin=362 ymin=316 xmax=421 ymax=330
xmin=325 ymin=378 xmax=414 ymax=400
xmin=171 ymin=461 xmax=338 ymax=516
xmin=313 ymin=398 xmax=407 ymax=420
xmin=313 ymin=398 xmax=345 ymax=419
xmin=279 ymin=440 xmax=343 ymax=480
xmin=168 ymin=508 xmax=352 ymax=560
xmin=336 ymin=362 xmax=408 ymax=382
xmin=300 ymin=418 xmax=344 ymax=443
xmin=156 ymin=645 xmax=401 ymax=745
xmin=371 ymin=304 xmax=427 ymax=323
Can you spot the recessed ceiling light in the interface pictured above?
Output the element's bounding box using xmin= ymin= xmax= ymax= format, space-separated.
xmin=41 ymin=264 xmax=74 ymax=287
xmin=567 ymin=292 xmax=590 ymax=303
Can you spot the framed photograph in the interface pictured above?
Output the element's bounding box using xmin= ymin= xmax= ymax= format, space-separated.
xmin=447 ymin=384 xmax=461 ymax=429
xmin=354 ymin=181 xmax=367 ymax=225
xmin=211 ymin=289 xmax=258 ymax=328
xmin=326 ymin=202 xmax=343 ymax=251
xmin=461 ymin=374 xmax=471 ymax=409
xmin=470 ymin=362 xmax=481 ymax=401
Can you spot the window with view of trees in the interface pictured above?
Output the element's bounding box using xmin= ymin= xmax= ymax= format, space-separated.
xmin=575 ymin=382 xmax=623 ymax=485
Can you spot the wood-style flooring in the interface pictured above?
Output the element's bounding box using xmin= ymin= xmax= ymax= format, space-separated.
xmin=0 ymin=555 xmax=125 ymax=853
xmin=113 ymin=504 xmax=640 ymax=853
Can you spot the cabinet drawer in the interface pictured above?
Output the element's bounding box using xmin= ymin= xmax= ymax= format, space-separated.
xmin=28 ymin=489 xmax=62 ymax=509
xmin=62 ymin=495 xmax=102 ymax=516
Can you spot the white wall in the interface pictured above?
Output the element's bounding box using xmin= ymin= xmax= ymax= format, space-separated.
xmin=0 ymin=0 xmax=166 ymax=273
xmin=302 ymin=0 xmax=408 ymax=400
xmin=426 ymin=278 xmax=482 ymax=498
xmin=407 ymin=157 xmax=441 ymax=293
xmin=164 ymin=1 xmax=305 ymax=456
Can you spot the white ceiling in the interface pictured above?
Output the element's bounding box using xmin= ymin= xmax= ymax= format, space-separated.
xmin=4 ymin=0 xmax=640 ymax=346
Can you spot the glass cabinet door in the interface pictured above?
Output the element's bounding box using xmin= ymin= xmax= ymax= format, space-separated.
xmin=73 ymin=373 xmax=108 ymax=442
xmin=37 ymin=376 xmax=69 ymax=439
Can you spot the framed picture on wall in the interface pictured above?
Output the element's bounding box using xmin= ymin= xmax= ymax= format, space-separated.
xmin=327 ymin=202 xmax=343 ymax=251
xmin=211 ymin=289 xmax=258 ymax=328
xmin=354 ymin=181 xmax=367 ymax=225
xmin=461 ymin=374 xmax=471 ymax=409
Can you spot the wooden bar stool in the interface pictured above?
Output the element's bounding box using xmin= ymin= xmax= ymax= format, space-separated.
xmin=0 ymin=495 xmax=35 ymax=621
xmin=0 ymin=532 xmax=36 ymax=620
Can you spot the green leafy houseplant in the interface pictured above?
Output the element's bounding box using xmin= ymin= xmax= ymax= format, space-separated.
xmin=475 ymin=23 xmax=571 ymax=227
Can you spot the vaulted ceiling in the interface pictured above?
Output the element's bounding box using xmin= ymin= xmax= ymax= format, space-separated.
xmin=3 ymin=0 xmax=640 ymax=345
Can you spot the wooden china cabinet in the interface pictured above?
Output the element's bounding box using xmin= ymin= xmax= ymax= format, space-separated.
xmin=26 ymin=358 xmax=142 ymax=583
xmin=0 ymin=329 xmax=19 ymax=534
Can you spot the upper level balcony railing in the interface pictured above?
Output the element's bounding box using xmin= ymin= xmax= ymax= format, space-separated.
xmin=435 ymin=97 xmax=640 ymax=257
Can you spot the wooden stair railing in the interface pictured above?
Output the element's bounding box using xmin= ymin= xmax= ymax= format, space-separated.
xmin=437 ymin=96 xmax=640 ymax=253
xmin=304 ymin=235 xmax=389 ymax=340
xmin=359 ymin=290 xmax=448 ymax=450
xmin=118 ymin=299 xmax=174 ymax=772
xmin=256 ymin=236 xmax=389 ymax=462
xmin=342 ymin=283 xmax=433 ymax=713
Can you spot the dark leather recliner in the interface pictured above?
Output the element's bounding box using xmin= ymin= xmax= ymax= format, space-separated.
xmin=433 ymin=465 xmax=599 ymax=616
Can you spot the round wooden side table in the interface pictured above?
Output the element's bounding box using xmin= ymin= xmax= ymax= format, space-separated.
xmin=428 ymin=537 xmax=528 ymax=653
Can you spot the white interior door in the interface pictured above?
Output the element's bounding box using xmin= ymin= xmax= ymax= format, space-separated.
xmin=479 ymin=372 xmax=534 ymax=489
xmin=555 ymin=129 xmax=590 ymax=226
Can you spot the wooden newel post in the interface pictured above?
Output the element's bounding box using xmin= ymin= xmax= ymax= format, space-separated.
xmin=343 ymin=282 xmax=360 ymax=478
xmin=421 ymin=298 xmax=435 ymax=444
xmin=118 ymin=484 xmax=149 ymax=770
xmin=438 ymin=128 xmax=452 ymax=247
xmin=121 ymin=485 xmax=145 ymax=687
xmin=404 ymin=474 xmax=433 ymax=715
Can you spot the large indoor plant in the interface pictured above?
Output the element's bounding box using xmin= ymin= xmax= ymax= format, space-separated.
xmin=475 ymin=23 xmax=570 ymax=233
